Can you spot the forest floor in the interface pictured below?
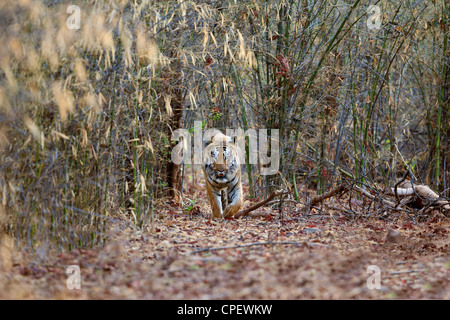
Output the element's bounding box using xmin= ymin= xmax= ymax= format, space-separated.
xmin=0 ymin=182 xmax=449 ymax=299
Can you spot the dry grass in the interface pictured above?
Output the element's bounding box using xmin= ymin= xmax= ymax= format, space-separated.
xmin=0 ymin=0 xmax=179 ymax=252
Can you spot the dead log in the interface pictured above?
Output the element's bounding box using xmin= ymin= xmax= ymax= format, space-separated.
xmin=385 ymin=181 xmax=450 ymax=212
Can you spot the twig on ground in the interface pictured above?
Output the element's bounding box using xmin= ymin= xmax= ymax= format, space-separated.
xmin=266 ymin=199 xmax=299 ymax=206
xmin=185 ymin=240 xmax=329 ymax=254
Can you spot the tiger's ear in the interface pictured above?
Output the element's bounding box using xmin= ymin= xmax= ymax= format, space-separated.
xmin=223 ymin=134 xmax=234 ymax=146
xmin=203 ymin=136 xmax=213 ymax=148
xmin=203 ymin=129 xmax=222 ymax=147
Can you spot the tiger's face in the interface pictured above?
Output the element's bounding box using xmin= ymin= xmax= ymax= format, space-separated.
xmin=203 ymin=133 xmax=239 ymax=184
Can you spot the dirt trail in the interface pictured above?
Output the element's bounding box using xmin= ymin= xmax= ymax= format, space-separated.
xmin=1 ymin=204 xmax=448 ymax=299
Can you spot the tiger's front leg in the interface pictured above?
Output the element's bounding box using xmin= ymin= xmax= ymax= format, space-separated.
xmin=206 ymin=184 xmax=224 ymax=219
xmin=223 ymin=180 xmax=243 ymax=218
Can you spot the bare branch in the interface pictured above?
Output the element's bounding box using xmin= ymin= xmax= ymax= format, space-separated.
xmin=235 ymin=191 xmax=288 ymax=219
xmin=309 ymin=184 xmax=349 ymax=207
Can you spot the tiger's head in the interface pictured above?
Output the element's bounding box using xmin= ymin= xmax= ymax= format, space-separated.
xmin=203 ymin=132 xmax=240 ymax=184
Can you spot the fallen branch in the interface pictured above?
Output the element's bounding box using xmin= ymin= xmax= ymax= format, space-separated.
xmin=354 ymin=185 xmax=396 ymax=206
xmin=309 ymin=184 xmax=349 ymax=207
xmin=235 ymin=190 xmax=287 ymax=218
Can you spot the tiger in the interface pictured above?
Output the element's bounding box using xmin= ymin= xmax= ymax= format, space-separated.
xmin=203 ymin=132 xmax=243 ymax=219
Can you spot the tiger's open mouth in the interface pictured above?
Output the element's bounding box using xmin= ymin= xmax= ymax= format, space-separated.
xmin=217 ymin=172 xmax=226 ymax=178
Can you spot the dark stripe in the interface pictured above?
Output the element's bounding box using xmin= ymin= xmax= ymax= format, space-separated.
xmin=228 ymin=179 xmax=238 ymax=196
xmin=207 ymin=176 xmax=221 ymax=188
xmin=227 ymin=174 xmax=238 ymax=187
